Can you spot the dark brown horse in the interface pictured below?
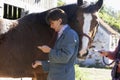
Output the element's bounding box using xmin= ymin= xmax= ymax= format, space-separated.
xmin=0 ymin=0 xmax=103 ymax=80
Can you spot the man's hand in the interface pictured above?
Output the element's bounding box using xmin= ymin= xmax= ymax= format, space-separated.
xmin=99 ymin=50 xmax=108 ymax=57
xmin=32 ymin=60 xmax=42 ymax=68
xmin=38 ymin=45 xmax=51 ymax=53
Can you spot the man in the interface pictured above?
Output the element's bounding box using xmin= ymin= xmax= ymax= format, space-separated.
xmin=100 ymin=40 xmax=120 ymax=80
xmin=32 ymin=8 xmax=79 ymax=80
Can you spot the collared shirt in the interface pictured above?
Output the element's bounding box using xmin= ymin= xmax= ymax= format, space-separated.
xmin=57 ymin=24 xmax=68 ymax=39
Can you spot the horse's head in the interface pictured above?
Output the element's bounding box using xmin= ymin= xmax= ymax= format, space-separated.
xmin=76 ymin=0 xmax=103 ymax=59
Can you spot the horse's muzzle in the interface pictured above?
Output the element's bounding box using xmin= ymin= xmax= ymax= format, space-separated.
xmin=77 ymin=50 xmax=89 ymax=60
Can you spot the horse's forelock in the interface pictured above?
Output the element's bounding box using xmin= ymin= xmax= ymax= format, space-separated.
xmin=80 ymin=1 xmax=97 ymax=13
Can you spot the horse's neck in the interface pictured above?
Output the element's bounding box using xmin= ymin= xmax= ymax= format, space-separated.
xmin=0 ymin=18 xmax=18 ymax=34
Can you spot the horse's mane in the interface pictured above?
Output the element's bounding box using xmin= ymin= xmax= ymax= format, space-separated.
xmin=21 ymin=4 xmax=78 ymax=25
xmin=18 ymin=1 xmax=96 ymax=27
xmin=18 ymin=11 xmax=48 ymax=26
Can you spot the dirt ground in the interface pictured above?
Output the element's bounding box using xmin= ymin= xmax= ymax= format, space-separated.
xmin=0 ymin=67 xmax=112 ymax=80
xmin=0 ymin=78 xmax=32 ymax=80
xmin=80 ymin=67 xmax=112 ymax=80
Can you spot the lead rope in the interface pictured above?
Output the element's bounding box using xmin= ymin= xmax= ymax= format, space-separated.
xmin=103 ymin=41 xmax=120 ymax=66
xmin=102 ymin=56 xmax=115 ymax=66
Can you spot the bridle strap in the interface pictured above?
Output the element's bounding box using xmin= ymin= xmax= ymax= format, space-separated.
xmin=81 ymin=33 xmax=95 ymax=48
xmin=82 ymin=33 xmax=93 ymax=43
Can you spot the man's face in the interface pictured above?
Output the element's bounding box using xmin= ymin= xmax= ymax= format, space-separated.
xmin=49 ymin=19 xmax=62 ymax=32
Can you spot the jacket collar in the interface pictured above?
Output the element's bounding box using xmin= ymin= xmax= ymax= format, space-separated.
xmin=62 ymin=25 xmax=71 ymax=35
xmin=56 ymin=25 xmax=71 ymax=41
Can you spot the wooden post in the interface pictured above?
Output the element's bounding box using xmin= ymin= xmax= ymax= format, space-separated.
xmin=3 ymin=4 xmax=7 ymax=18
xmin=18 ymin=8 xmax=21 ymax=18
xmin=8 ymin=5 xmax=12 ymax=19
xmin=13 ymin=7 xmax=17 ymax=19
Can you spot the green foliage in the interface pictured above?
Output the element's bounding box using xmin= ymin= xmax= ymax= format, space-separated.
xmin=75 ymin=65 xmax=111 ymax=80
xmin=75 ymin=65 xmax=90 ymax=80
xmin=99 ymin=7 xmax=120 ymax=32
xmin=57 ymin=0 xmax=65 ymax=6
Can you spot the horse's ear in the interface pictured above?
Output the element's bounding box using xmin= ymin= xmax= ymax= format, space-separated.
xmin=94 ymin=0 xmax=103 ymax=11
xmin=77 ymin=0 xmax=83 ymax=6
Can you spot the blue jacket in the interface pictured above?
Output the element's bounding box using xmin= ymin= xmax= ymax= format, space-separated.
xmin=42 ymin=25 xmax=79 ymax=80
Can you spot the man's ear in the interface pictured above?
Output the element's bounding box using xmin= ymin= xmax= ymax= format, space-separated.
xmin=58 ymin=18 xmax=62 ymax=24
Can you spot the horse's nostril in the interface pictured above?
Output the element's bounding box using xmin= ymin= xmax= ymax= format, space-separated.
xmin=78 ymin=50 xmax=89 ymax=59
xmin=89 ymin=45 xmax=95 ymax=48
xmin=82 ymin=50 xmax=89 ymax=57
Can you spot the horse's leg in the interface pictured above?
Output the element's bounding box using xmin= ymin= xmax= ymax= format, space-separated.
xmin=32 ymin=77 xmax=37 ymax=80
xmin=32 ymin=72 xmax=48 ymax=80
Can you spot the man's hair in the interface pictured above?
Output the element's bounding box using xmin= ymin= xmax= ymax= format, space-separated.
xmin=46 ymin=8 xmax=68 ymax=25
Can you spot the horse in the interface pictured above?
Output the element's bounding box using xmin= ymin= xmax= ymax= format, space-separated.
xmin=0 ymin=0 xmax=103 ymax=80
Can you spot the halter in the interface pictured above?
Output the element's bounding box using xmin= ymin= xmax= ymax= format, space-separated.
xmin=79 ymin=31 xmax=95 ymax=48
xmin=83 ymin=23 xmax=99 ymax=48
xmin=82 ymin=33 xmax=92 ymax=42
